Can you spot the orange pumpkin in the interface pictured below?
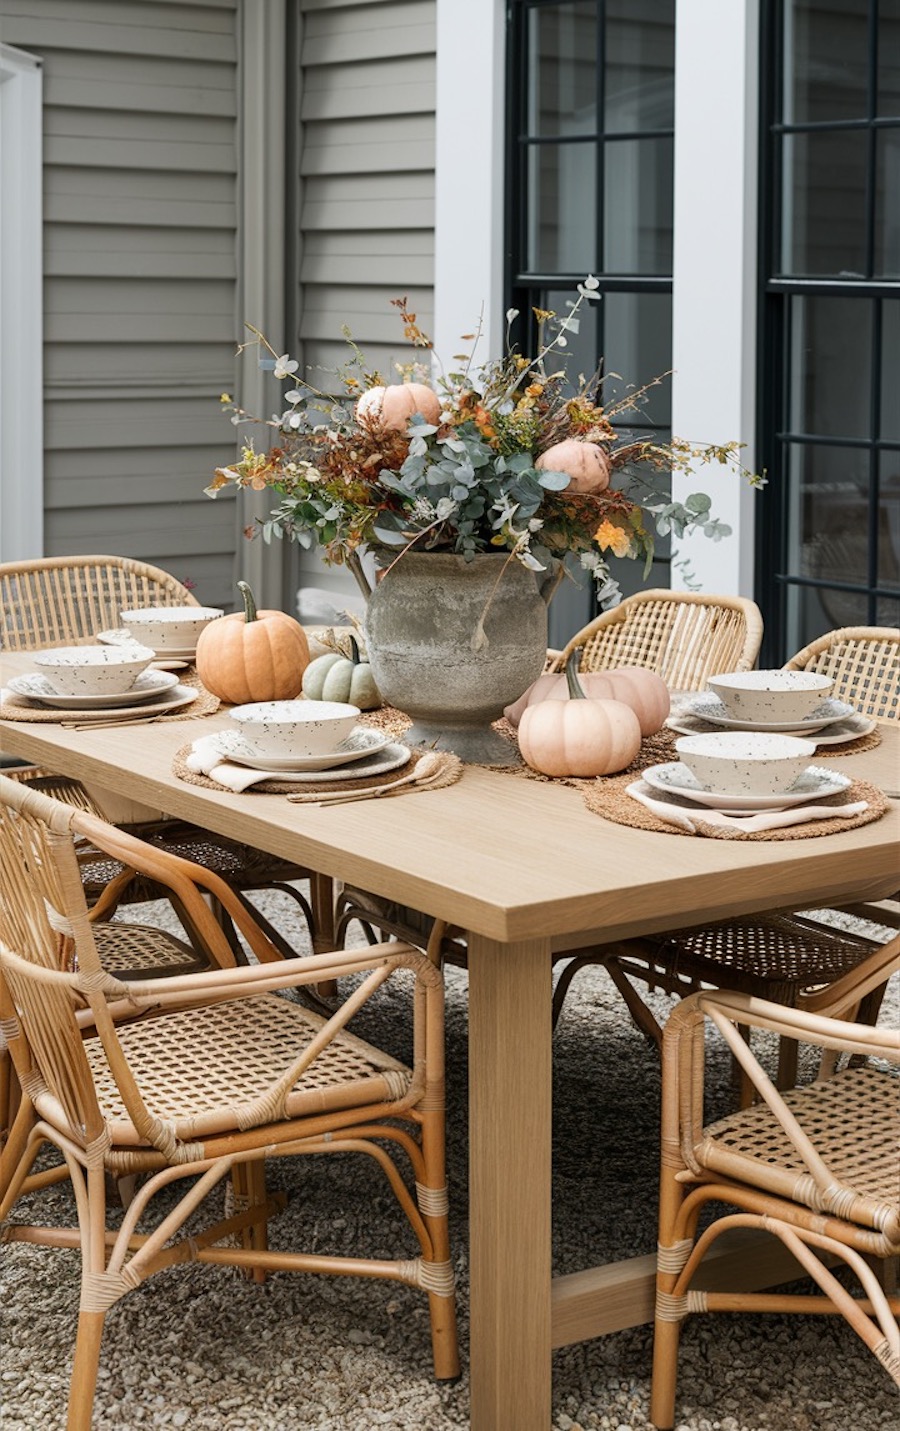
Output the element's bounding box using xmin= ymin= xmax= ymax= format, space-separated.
xmin=356 ymin=382 xmax=441 ymax=432
xmin=195 ymin=581 xmax=310 ymax=704
xmin=517 ymin=653 xmax=642 ymax=777
xmin=506 ymin=661 xmax=669 ymax=737
xmin=535 ymin=439 xmax=611 ymax=494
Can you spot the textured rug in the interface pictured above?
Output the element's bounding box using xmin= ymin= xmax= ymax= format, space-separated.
xmin=1 ymin=896 xmax=896 ymax=1431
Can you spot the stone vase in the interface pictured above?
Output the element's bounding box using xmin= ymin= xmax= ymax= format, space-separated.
xmin=365 ymin=552 xmax=549 ymax=765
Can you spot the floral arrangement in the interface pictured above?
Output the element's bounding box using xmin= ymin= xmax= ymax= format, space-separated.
xmin=207 ymin=279 xmax=761 ymax=606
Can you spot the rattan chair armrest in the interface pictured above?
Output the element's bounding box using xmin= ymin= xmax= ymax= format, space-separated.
xmin=696 ymin=974 xmax=900 ymax=1061
xmin=70 ymin=809 xmax=287 ymax=966
xmin=112 ymin=939 xmax=439 ymax=1006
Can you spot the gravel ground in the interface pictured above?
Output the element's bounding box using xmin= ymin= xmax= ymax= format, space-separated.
xmin=1 ymin=893 xmax=897 ymax=1430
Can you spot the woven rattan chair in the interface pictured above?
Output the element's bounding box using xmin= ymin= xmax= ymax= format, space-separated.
xmin=650 ymin=935 xmax=900 ymax=1428
xmin=0 ymin=554 xmax=319 ymax=958
xmin=783 ymin=625 xmax=899 ymax=724
xmin=0 ymin=777 xmax=459 ymax=1428
xmin=547 ymin=588 xmax=764 ymax=689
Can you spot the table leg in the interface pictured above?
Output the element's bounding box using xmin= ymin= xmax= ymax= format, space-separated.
xmin=311 ymin=873 xmax=338 ymax=997
xmin=467 ymin=932 xmax=553 ymax=1431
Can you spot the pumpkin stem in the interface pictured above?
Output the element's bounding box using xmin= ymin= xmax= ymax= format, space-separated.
xmin=565 ymin=647 xmax=587 ymax=701
xmin=349 ymin=633 xmax=360 ymax=665
xmin=237 ymin=580 xmax=258 ymax=623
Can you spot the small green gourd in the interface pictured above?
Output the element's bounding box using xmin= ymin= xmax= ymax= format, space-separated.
xmin=301 ymin=634 xmax=382 ymax=710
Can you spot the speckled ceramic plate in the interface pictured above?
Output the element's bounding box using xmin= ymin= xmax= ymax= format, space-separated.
xmin=640 ymin=761 xmax=851 ymax=811
xmin=210 ymin=725 xmax=390 ymax=772
xmin=200 ymin=738 xmax=411 ymax=783
xmin=679 ymin=692 xmax=856 ymax=734
xmin=96 ymin=628 xmax=197 ymax=660
xmin=7 ymin=668 xmax=180 ymax=710
xmin=665 ymin=710 xmax=875 ymax=747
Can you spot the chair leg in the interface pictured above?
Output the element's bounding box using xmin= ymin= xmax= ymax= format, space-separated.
xmin=67 ymin=1311 xmax=106 ymax=1431
xmin=650 ymin=1312 xmax=682 ymax=1430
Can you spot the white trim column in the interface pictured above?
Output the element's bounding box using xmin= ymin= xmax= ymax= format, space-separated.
xmin=434 ymin=0 xmax=507 ymax=363
xmin=0 ymin=44 xmax=43 ymax=562
xmin=236 ymin=0 xmax=289 ymax=609
xmin=670 ymin=0 xmax=760 ymax=597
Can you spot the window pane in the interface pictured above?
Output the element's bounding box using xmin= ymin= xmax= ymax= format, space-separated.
xmin=881 ymin=300 xmax=900 ymax=439
xmin=783 ymin=0 xmax=869 ymax=124
xmin=603 ymin=291 xmax=673 ymax=427
xmin=878 ymin=0 xmax=900 ymax=118
xmin=780 ymin=131 xmax=868 ymax=276
xmin=543 ymin=285 xmax=601 ymax=394
xmin=788 ymin=296 xmax=873 ymax=439
xmin=878 ymin=453 xmax=900 ymax=612
xmin=604 ymin=0 xmax=674 ymax=133
xmin=874 ymin=127 xmax=900 ymax=276
xmin=526 ymin=143 xmax=597 ymax=271
xmin=603 ymin=137 xmax=673 ymax=274
xmin=527 ymin=1 xmax=597 ymax=138
xmin=789 ymin=443 xmax=874 ymax=627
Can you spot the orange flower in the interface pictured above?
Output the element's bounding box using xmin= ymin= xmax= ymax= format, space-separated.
xmin=594 ymin=519 xmax=632 ymax=558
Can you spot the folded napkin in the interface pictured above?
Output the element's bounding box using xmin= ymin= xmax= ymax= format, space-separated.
xmin=627 ymin=780 xmax=869 ymax=835
xmin=185 ymin=734 xmax=285 ymax=792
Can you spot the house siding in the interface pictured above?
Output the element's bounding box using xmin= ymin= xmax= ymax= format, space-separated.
xmin=297 ymin=0 xmax=436 ymax=377
xmin=0 ymin=0 xmax=241 ymax=608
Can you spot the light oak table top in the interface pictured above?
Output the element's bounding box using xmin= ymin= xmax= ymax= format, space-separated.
xmin=2 ymin=662 xmax=898 ymax=1431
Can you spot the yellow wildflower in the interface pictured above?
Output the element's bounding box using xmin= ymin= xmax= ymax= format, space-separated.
xmin=594 ymin=520 xmax=632 ymax=558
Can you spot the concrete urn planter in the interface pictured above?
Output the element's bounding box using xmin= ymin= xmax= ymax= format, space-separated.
xmin=365 ymin=552 xmax=549 ymax=765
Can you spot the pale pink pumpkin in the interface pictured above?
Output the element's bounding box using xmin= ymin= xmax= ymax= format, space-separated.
xmin=356 ymin=382 xmax=441 ymax=432
xmin=505 ymin=663 xmax=669 ymax=737
xmin=518 ymin=696 xmax=641 ymax=777
xmin=535 ymin=439 xmax=611 ymax=494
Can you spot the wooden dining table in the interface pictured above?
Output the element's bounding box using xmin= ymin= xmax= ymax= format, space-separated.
xmin=1 ymin=660 xmax=898 ymax=1431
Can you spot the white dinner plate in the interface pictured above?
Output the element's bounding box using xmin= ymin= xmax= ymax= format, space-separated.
xmin=665 ymin=709 xmax=875 ymax=747
xmin=7 ymin=669 xmax=180 ymax=710
xmin=96 ymin=628 xmax=197 ymax=660
xmin=640 ymin=761 xmax=852 ymax=811
xmin=212 ymin=725 xmax=390 ymax=772
xmin=677 ymin=692 xmax=856 ymax=733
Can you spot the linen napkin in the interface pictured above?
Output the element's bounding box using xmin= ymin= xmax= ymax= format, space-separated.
xmin=626 ymin=780 xmax=869 ymax=835
xmin=185 ymin=733 xmax=292 ymax=792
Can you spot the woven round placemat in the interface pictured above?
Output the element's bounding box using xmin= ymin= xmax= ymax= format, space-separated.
xmin=172 ymin=742 xmax=424 ymax=796
xmin=0 ymin=671 xmax=219 ymax=724
xmin=581 ymin=774 xmax=888 ymax=840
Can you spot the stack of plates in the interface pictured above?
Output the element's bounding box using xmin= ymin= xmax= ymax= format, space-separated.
xmin=639 ymin=760 xmax=852 ymax=816
xmin=6 ymin=669 xmax=197 ymax=714
xmin=206 ymin=726 xmax=411 ymax=783
xmin=667 ymin=692 xmax=874 ymax=746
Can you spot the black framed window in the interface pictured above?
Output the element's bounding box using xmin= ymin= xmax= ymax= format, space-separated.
xmin=507 ymin=0 xmax=676 ymax=641
xmin=758 ymin=0 xmax=900 ymax=663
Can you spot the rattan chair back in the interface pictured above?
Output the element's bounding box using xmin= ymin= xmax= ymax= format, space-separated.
xmin=549 ymin=589 xmax=764 ymax=689
xmin=783 ymin=625 xmax=899 ymax=723
xmin=0 ymin=553 xmax=197 ymax=650
xmin=651 ymin=940 xmax=900 ymax=1425
xmin=0 ymin=774 xmax=459 ymax=1426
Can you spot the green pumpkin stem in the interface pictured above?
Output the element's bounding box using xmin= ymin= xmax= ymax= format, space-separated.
xmin=349 ymin=633 xmax=360 ymax=665
xmin=565 ymin=647 xmax=587 ymax=700
xmin=237 ymin=581 xmax=258 ymax=624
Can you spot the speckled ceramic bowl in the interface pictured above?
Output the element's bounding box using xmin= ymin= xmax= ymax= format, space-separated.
xmin=119 ymin=606 xmax=223 ymax=651
xmin=228 ymin=700 xmax=360 ymax=758
xmin=674 ymin=730 xmax=817 ymax=795
xmin=706 ymin=670 xmax=834 ymax=726
xmin=32 ymin=643 xmax=156 ymax=697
